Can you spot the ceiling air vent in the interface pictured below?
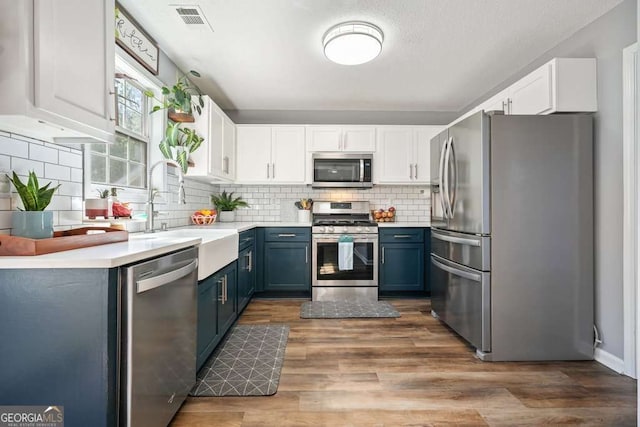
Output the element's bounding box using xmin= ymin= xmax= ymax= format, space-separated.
xmin=173 ymin=5 xmax=213 ymax=31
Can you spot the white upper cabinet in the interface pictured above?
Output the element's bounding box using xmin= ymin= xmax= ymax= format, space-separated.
xmin=375 ymin=125 xmax=444 ymax=184
xmin=306 ymin=126 xmax=376 ymax=152
xmin=0 ymin=0 xmax=115 ymax=143
xmin=236 ymin=125 xmax=306 ymax=184
xmin=187 ymin=96 xmax=235 ymax=182
xmin=477 ymin=58 xmax=597 ymax=117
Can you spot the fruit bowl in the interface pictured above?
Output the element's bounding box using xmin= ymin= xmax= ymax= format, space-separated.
xmin=371 ymin=208 xmax=396 ymax=223
xmin=191 ymin=214 xmax=217 ymax=225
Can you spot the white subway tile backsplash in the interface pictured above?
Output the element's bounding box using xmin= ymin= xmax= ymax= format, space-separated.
xmin=0 ymin=211 xmax=12 ymax=229
xmin=11 ymin=158 xmax=44 ymax=176
xmin=0 ymin=155 xmax=10 ymax=172
xmin=70 ymin=168 xmax=83 ymax=183
xmin=59 ymin=151 xmax=83 ymax=168
xmin=58 ymin=181 xmax=83 ymax=197
xmin=0 ymin=135 xmax=29 ymax=158
xmin=29 ymin=144 xmax=59 ymax=164
xmin=45 ymin=163 xmax=71 ymax=181
xmin=58 ymin=210 xmax=83 ymax=226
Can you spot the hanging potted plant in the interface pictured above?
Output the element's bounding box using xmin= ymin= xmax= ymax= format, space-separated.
xmin=210 ymin=191 xmax=249 ymax=222
xmin=144 ymin=70 xmax=204 ymax=122
xmin=159 ymin=121 xmax=204 ymax=174
xmin=7 ymin=171 xmax=61 ymax=239
xmin=144 ymin=69 xmax=206 ymax=172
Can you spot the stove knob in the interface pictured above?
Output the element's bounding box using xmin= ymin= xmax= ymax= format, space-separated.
xmin=328 ymin=225 xmax=334 ymax=233
xmin=364 ymin=227 xmax=370 ymax=233
xmin=343 ymin=226 xmax=349 ymax=233
xmin=356 ymin=226 xmax=363 ymax=233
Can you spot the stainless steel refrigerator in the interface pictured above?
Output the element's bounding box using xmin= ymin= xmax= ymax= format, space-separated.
xmin=430 ymin=111 xmax=594 ymax=361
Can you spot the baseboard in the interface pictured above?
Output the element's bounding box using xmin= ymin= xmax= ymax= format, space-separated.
xmin=594 ymin=348 xmax=625 ymax=374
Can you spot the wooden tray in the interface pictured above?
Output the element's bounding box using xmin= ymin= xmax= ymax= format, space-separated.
xmin=0 ymin=227 xmax=129 ymax=256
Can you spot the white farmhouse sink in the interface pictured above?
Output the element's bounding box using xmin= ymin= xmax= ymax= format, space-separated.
xmin=130 ymin=229 xmax=239 ymax=280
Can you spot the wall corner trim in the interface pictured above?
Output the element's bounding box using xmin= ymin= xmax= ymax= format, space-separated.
xmin=594 ymin=347 xmax=625 ymax=374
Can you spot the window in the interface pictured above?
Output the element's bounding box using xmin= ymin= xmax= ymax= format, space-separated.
xmin=90 ymin=77 xmax=148 ymax=188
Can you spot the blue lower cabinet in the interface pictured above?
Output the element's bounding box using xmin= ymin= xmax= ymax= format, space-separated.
xmin=218 ymin=262 xmax=238 ymax=335
xmin=0 ymin=269 xmax=119 ymax=427
xmin=197 ymin=276 xmax=220 ymax=370
xmin=379 ymin=243 xmax=425 ymax=292
xmin=379 ymin=228 xmax=427 ymax=293
xmin=424 ymin=228 xmax=431 ymax=294
xmin=196 ymin=261 xmax=238 ymax=370
xmin=264 ymin=242 xmax=310 ymax=292
xmin=237 ymin=237 xmax=255 ymax=313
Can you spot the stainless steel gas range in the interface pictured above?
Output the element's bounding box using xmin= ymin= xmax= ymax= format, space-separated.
xmin=311 ymin=201 xmax=378 ymax=302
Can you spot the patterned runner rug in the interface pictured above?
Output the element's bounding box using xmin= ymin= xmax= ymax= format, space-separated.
xmin=190 ymin=324 xmax=289 ymax=397
xmin=300 ymin=300 xmax=401 ymax=319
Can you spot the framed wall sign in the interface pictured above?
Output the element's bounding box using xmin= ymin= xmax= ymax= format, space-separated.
xmin=115 ymin=4 xmax=159 ymax=75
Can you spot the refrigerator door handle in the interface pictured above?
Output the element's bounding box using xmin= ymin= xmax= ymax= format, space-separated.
xmin=448 ymin=138 xmax=458 ymax=215
xmin=442 ymin=137 xmax=454 ymax=218
xmin=439 ymin=137 xmax=450 ymax=217
xmin=432 ymin=230 xmax=481 ymax=247
xmin=431 ymin=256 xmax=482 ymax=282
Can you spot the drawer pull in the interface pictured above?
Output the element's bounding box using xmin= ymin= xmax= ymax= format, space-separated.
xmin=278 ymin=233 xmax=297 ymax=237
xmin=393 ymin=234 xmax=412 ymax=239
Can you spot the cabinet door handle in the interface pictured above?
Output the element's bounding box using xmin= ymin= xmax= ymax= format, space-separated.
xmin=305 ymin=245 xmax=308 ymax=264
xmin=414 ymin=164 xmax=418 ymax=179
xmin=381 ymin=246 xmax=385 ymax=264
xmin=272 ymin=163 xmax=275 ymax=179
xmin=393 ymin=234 xmax=412 ymax=239
xmin=248 ymin=250 xmax=253 ymax=272
xmin=266 ymin=163 xmax=270 ymax=179
xmin=409 ymin=164 xmax=413 ymax=179
xmin=507 ymin=98 xmax=513 ymax=114
xmin=224 ymin=156 xmax=229 ymax=174
xmin=278 ymin=233 xmax=297 ymax=237
xmin=224 ymin=275 xmax=228 ymax=303
xmin=218 ymin=278 xmax=225 ymax=304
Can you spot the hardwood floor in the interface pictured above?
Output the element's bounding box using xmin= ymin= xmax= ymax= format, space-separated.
xmin=172 ymin=299 xmax=637 ymax=426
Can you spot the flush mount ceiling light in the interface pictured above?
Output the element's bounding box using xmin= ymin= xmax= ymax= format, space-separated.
xmin=323 ymin=21 xmax=384 ymax=65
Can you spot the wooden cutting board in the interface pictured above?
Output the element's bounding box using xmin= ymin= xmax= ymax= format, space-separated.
xmin=0 ymin=227 xmax=129 ymax=256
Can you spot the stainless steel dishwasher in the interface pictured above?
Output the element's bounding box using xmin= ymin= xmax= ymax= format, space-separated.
xmin=120 ymin=247 xmax=199 ymax=427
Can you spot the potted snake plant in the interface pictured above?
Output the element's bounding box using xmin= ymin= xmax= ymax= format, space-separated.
xmin=210 ymin=191 xmax=249 ymax=222
xmin=7 ymin=171 xmax=60 ymax=239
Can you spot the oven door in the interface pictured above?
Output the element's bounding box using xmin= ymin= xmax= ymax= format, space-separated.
xmin=312 ymin=234 xmax=378 ymax=287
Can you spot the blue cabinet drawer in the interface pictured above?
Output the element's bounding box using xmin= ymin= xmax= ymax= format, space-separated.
xmin=239 ymin=229 xmax=256 ymax=250
xmin=379 ymin=228 xmax=424 ymax=243
xmin=264 ymin=227 xmax=310 ymax=242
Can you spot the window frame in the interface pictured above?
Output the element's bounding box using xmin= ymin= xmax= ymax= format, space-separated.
xmin=83 ymin=50 xmax=167 ymax=204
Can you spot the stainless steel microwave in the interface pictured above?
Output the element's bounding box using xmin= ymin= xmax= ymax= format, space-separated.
xmin=312 ymin=153 xmax=373 ymax=188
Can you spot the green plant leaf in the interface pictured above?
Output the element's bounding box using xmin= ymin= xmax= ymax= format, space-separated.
xmin=158 ymin=141 xmax=172 ymax=159
xmin=175 ymin=149 xmax=189 ymax=174
xmin=143 ymin=90 xmax=155 ymax=98
xmin=8 ymin=171 xmax=59 ymax=211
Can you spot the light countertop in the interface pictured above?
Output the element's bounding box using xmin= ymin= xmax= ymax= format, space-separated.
xmin=196 ymin=221 xmax=430 ymax=231
xmin=0 ymin=235 xmax=202 ymax=269
xmin=0 ymin=221 xmax=430 ymax=269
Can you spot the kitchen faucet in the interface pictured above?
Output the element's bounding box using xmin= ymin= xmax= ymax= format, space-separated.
xmin=145 ymin=159 xmax=186 ymax=233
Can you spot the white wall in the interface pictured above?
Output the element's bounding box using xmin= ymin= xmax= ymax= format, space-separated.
xmin=462 ymin=0 xmax=637 ymax=359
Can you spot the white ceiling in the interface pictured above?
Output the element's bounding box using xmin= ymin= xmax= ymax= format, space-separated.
xmin=119 ymin=0 xmax=623 ymax=121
